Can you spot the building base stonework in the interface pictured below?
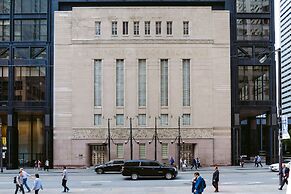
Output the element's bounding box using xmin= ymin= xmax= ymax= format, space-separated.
xmin=53 ymin=127 xmax=231 ymax=167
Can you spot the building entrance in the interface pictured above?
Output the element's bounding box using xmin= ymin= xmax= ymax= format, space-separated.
xmin=180 ymin=144 xmax=195 ymax=166
xmin=17 ymin=113 xmax=44 ymax=167
xmin=91 ymin=145 xmax=106 ymax=166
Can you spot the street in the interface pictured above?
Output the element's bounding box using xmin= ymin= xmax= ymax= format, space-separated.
xmin=0 ymin=165 xmax=285 ymax=194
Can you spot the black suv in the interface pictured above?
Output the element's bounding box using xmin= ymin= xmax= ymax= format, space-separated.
xmin=121 ymin=160 xmax=178 ymax=180
xmin=95 ymin=160 xmax=125 ymax=174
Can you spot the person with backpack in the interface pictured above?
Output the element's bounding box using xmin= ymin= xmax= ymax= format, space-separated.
xmin=212 ymin=166 xmax=219 ymax=192
xmin=14 ymin=171 xmax=25 ymax=194
xmin=192 ymin=172 xmax=206 ymax=194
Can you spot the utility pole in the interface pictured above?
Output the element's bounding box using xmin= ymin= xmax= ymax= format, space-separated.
xmin=130 ymin=118 xmax=133 ymax=160
xmin=108 ymin=118 xmax=111 ymax=161
xmin=178 ymin=116 xmax=181 ymax=170
xmin=154 ymin=117 xmax=157 ymax=161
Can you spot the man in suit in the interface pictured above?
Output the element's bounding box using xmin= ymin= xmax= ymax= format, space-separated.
xmin=212 ymin=166 xmax=220 ymax=192
xmin=279 ymin=164 xmax=289 ymax=190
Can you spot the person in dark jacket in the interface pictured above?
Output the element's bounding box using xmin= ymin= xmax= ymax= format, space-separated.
xmin=279 ymin=164 xmax=289 ymax=190
xmin=191 ymin=157 xmax=197 ymax=170
xmin=212 ymin=166 xmax=220 ymax=192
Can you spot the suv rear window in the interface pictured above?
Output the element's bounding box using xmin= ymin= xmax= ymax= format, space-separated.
xmin=124 ymin=162 xmax=140 ymax=166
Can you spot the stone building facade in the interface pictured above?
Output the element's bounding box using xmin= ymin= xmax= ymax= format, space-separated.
xmin=54 ymin=6 xmax=231 ymax=167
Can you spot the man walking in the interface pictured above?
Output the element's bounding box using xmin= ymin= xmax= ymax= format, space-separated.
xmin=257 ymin=155 xmax=263 ymax=167
xmin=20 ymin=168 xmax=31 ymax=192
xmin=212 ymin=166 xmax=219 ymax=192
xmin=279 ymin=164 xmax=289 ymax=190
xmin=32 ymin=174 xmax=43 ymax=194
xmin=191 ymin=157 xmax=197 ymax=170
xmin=192 ymin=172 xmax=206 ymax=194
xmin=15 ymin=171 xmax=25 ymax=194
xmin=62 ymin=166 xmax=70 ymax=192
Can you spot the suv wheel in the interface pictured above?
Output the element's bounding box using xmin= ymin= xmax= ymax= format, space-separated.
xmin=165 ymin=173 xmax=173 ymax=180
xmin=131 ymin=173 xmax=139 ymax=180
xmin=96 ymin=169 xmax=103 ymax=174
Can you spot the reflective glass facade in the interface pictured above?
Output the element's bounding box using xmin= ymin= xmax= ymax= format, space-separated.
xmin=0 ymin=0 xmax=52 ymax=169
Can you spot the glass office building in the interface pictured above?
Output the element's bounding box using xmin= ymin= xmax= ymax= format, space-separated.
xmin=0 ymin=0 xmax=53 ymax=169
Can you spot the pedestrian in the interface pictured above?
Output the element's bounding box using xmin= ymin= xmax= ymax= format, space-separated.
xmin=254 ymin=155 xmax=258 ymax=167
xmin=62 ymin=166 xmax=70 ymax=192
xmin=257 ymin=155 xmax=263 ymax=167
xmin=192 ymin=172 xmax=206 ymax=194
xmin=196 ymin=158 xmax=201 ymax=169
xmin=32 ymin=174 xmax=43 ymax=194
xmin=191 ymin=157 xmax=197 ymax=170
xmin=212 ymin=166 xmax=219 ymax=192
xmin=15 ymin=171 xmax=25 ymax=194
xmin=44 ymin=159 xmax=49 ymax=172
xmin=37 ymin=160 xmax=42 ymax=171
xmin=180 ymin=158 xmax=183 ymax=169
xmin=169 ymin=157 xmax=175 ymax=166
xmin=20 ymin=168 xmax=31 ymax=192
xmin=239 ymin=156 xmax=244 ymax=168
xmin=34 ymin=160 xmax=38 ymax=171
xmin=279 ymin=164 xmax=289 ymax=190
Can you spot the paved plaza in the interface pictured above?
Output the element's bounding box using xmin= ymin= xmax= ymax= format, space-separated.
xmin=0 ymin=164 xmax=285 ymax=194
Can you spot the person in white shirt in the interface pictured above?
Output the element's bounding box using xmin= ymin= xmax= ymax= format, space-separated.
xmin=62 ymin=166 xmax=70 ymax=192
xmin=20 ymin=168 xmax=31 ymax=192
xmin=32 ymin=174 xmax=43 ymax=194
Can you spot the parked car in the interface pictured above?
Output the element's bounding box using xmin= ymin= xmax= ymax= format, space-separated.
xmin=95 ymin=160 xmax=125 ymax=174
xmin=121 ymin=160 xmax=178 ymax=180
xmin=269 ymin=160 xmax=291 ymax=172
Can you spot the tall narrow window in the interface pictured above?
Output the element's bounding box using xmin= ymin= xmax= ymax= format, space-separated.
xmin=138 ymin=59 xmax=146 ymax=106
xmin=166 ymin=21 xmax=172 ymax=35
xmin=112 ymin=21 xmax=117 ymax=36
xmin=183 ymin=59 xmax=190 ymax=106
xmin=182 ymin=114 xmax=191 ymax=125
xmin=134 ymin=21 xmax=139 ymax=35
xmin=123 ymin=21 xmax=128 ymax=35
xmin=161 ymin=144 xmax=168 ymax=159
xmin=116 ymin=114 xmax=124 ymax=126
xmin=116 ymin=144 xmax=124 ymax=159
xmin=160 ymin=59 xmax=168 ymax=106
xmin=94 ymin=59 xmax=102 ymax=106
xmin=95 ymin=21 xmax=101 ymax=36
xmin=138 ymin=114 xmax=146 ymax=126
xmin=116 ymin=59 xmax=124 ymax=106
xmin=139 ymin=143 xmax=146 ymax=159
xmin=160 ymin=114 xmax=168 ymax=126
xmin=156 ymin=21 xmax=161 ymax=35
xmin=94 ymin=114 xmax=102 ymax=126
xmin=183 ymin=21 xmax=189 ymax=35
xmin=145 ymin=21 xmax=150 ymax=35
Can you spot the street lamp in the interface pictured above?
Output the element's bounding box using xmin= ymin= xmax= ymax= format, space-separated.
xmin=259 ymin=48 xmax=282 ymax=185
xmin=103 ymin=118 xmax=119 ymax=161
xmin=148 ymin=117 xmax=162 ymax=161
xmin=124 ymin=117 xmax=139 ymax=160
xmin=171 ymin=116 xmax=184 ymax=170
xmin=0 ymin=118 xmax=3 ymax=173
